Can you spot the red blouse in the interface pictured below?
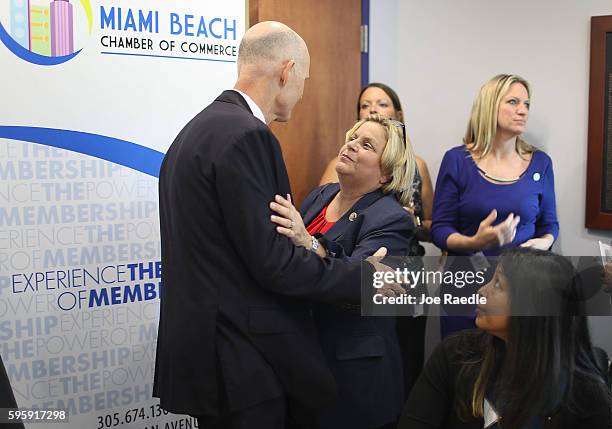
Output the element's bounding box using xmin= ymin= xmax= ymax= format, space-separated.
xmin=306 ymin=205 xmax=336 ymax=235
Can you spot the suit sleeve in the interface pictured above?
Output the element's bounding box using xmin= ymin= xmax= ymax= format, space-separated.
xmin=214 ymin=128 xmax=366 ymax=304
xmin=0 ymin=356 xmax=24 ymax=428
xmin=431 ymin=150 xmax=462 ymax=251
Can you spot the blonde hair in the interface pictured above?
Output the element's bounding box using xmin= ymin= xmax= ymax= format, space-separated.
xmin=344 ymin=114 xmax=416 ymax=206
xmin=464 ymin=74 xmax=534 ymax=158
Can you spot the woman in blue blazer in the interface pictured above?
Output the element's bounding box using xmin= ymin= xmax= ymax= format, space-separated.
xmin=269 ymin=115 xmax=417 ymax=429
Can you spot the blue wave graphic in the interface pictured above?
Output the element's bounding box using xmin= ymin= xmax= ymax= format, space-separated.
xmin=0 ymin=126 xmax=164 ymax=178
xmin=0 ymin=21 xmax=80 ymax=66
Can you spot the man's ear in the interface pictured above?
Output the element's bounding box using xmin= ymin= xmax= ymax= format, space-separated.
xmin=279 ymin=60 xmax=296 ymax=87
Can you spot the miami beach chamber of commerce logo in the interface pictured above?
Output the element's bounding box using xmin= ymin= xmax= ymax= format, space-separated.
xmin=0 ymin=0 xmax=92 ymax=65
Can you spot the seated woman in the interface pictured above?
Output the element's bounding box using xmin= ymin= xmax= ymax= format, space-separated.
xmin=398 ymin=248 xmax=611 ymax=429
xmin=269 ymin=115 xmax=417 ymax=429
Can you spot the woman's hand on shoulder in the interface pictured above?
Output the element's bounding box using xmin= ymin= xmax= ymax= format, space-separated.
xmin=269 ymin=194 xmax=311 ymax=248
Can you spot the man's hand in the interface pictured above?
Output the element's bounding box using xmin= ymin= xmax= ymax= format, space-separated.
xmin=366 ymin=247 xmax=406 ymax=297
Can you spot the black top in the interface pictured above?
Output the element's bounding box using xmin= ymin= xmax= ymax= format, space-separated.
xmin=398 ymin=331 xmax=611 ymax=429
xmin=409 ymin=166 xmax=426 ymax=256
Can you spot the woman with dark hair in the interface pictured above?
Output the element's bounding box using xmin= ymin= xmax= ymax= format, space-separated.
xmin=398 ymin=248 xmax=611 ymax=429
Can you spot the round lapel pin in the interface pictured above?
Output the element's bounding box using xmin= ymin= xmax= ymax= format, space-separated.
xmin=348 ymin=212 xmax=358 ymax=222
xmin=532 ymin=172 xmax=541 ymax=182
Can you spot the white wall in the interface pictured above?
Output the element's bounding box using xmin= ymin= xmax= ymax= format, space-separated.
xmin=370 ymin=0 xmax=612 ymax=353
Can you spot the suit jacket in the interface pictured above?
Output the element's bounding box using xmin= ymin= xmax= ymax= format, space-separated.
xmin=153 ymin=91 xmax=369 ymax=417
xmin=0 ymin=355 xmax=24 ymax=429
xmin=301 ymin=183 xmax=414 ymax=429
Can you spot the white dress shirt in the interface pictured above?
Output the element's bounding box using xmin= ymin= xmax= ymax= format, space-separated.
xmin=233 ymin=89 xmax=266 ymax=124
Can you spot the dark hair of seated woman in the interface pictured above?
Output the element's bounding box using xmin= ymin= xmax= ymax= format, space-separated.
xmin=455 ymin=248 xmax=609 ymax=427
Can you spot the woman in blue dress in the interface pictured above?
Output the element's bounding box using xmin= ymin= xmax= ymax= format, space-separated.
xmin=431 ymin=74 xmax=559 ymax=337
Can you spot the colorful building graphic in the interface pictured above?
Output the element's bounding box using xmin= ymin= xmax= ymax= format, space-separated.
xmin=9 ymin=0 xmax=29 ymax=49
xmin=29 ymin=3 xmax=51 ymax=55
xmin=7 ymin=0 xmax=75 ymax=57
xmin=50 ymin=0 xmax=73 ymax=56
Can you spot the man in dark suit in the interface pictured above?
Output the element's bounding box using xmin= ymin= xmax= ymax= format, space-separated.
xmin=0 ymin=355 xmax=25 ymax=428
xmin=153 ymin=21 xmax=399 ymax=428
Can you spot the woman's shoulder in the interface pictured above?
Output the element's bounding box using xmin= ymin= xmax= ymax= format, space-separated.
xmin=420 ymin=330 xmax=487 ymax=379
xmin=368 ymin=192 xmax=410 ymax=221
xmin=437 ymin=330 xmax=487 ymax=359
xmin=439 ymin=145 xmax=471 ymax=170
xmin=564 ymin=371 xmax=611 ymax=424
xmin=445 ymin=145 xmax=470 ymax=158
xmin=530 ymin=148 xmax=553 ymax=166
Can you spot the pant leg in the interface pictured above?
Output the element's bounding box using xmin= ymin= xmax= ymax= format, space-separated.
xmin=396 ymin=316 xmax=426 ymax=396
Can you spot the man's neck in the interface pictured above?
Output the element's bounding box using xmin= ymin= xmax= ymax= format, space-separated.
xmin=233 ymin=80 xmax=275 ymax=124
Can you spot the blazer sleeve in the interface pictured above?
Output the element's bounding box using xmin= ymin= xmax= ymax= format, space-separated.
xmin=534 ymin=154 xmax=559 ymax=240
xmin=431 ymin=150 xmax=462 ymax=251
xmin=214 ymin=128 xmax=367 ymax=304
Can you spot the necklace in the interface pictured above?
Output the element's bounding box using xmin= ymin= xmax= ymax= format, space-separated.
xmin=475 ymin=166 xmax=527 ymax=183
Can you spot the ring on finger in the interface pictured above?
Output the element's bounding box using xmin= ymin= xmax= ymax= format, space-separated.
xmin=289 ymin=220 xmax=295 ymax=229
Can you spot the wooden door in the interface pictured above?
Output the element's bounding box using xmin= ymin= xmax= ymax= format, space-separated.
xmin=249 ymin=0 xmax=362 ymax=205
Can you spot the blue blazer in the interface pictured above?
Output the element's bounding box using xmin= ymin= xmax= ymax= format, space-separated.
xmin=301 ymin=183 xmax=415 ymax=429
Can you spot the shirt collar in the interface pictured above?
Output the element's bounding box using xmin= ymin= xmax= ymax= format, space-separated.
xmin=233 ymin=89 xmax=266 ymax=124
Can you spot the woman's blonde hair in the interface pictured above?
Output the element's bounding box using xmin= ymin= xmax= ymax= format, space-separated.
xmin=344 ymin=114 xmax=416 ymax=206
xmin=464 ymin=74 xmax=534 ymax=158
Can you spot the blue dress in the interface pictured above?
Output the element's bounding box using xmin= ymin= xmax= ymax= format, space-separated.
xmin=431 ymin=145 xmax=559 ymax=336
xmin=432 ymin=145 xmax=559 ymax=254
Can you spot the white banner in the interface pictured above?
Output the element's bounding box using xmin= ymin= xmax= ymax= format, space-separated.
xmin=0 ymin=1 xmax=245 ymax=427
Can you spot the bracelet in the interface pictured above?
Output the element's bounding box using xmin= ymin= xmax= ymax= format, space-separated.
xmin=311 ymin=235 xmax=320 ymax=252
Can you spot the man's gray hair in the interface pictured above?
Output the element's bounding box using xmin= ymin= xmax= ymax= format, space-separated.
xmin=238 ymin=26 xmax=306 ymax=69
